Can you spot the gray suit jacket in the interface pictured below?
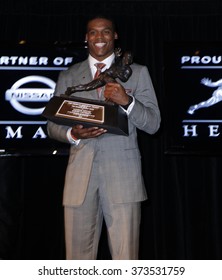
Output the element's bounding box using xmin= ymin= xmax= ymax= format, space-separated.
xmin=47 ymin=58 xmax=161 ymax=206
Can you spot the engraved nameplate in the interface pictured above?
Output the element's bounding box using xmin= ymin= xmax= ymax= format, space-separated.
xmin=55 ymin=100 xmax=104 ymax=124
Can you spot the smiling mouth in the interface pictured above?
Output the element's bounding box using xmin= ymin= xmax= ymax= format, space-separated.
xmin=95 ymin=42 xmax=106 ymax=48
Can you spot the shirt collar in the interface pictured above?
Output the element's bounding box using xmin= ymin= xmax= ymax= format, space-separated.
xmin=88 ymin=53 xmax=115 ymax=75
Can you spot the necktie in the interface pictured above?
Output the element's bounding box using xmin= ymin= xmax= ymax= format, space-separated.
xmin=94 ymin=63 xmax=105 ymax=98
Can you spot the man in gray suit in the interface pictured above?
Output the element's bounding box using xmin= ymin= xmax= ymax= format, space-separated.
xmin=47 ymin=15 xmax=161 ymax=260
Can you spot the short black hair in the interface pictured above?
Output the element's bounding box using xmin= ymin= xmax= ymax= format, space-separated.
xmin=86 ymin=15 xmax=116 ymax=33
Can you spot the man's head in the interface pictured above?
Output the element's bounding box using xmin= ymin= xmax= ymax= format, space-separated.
xmin=85 ymin=16 xmax=118 ymax=61
xmin=122 ymin=51 xmax=133 ymax=65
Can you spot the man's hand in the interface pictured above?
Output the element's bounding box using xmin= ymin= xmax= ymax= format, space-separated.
xmin=71 ymin=124 xmax=107 ymax=140
xmin=104 ymin=82 xmax=130 ymax=106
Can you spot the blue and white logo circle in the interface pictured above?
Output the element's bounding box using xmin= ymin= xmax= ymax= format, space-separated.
xmin=5 ymin=75 xmax=55 ymax=115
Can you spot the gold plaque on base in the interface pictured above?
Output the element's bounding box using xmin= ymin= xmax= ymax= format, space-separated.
xmin=42 ymin=95 xmax=129 ymax=136
xmin=56 ymin=99 xmax=105 ymax=124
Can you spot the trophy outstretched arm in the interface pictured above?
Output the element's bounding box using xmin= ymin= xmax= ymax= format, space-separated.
xmin=65 ymin=79 xmax=106 ymax=95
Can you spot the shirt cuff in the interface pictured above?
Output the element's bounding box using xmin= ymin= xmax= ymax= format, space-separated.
xmin=121 ymin=95 xmax=135 ymax=115
xmin=67 ymin=127 xmax=81 ymax=145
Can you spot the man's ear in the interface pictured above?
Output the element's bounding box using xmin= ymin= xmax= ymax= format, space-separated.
xmin=114 ymin=32 xmax=118 ymax=40
xmin=85 ymin=34 xmax=88 ymax=42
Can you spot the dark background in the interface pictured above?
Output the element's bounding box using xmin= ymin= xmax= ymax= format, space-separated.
xmin=1 ymin=0 xmax=222 ymax=260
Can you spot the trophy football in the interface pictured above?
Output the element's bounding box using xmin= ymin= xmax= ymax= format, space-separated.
xmin=42 ymin=49 xmax=133 ymax=136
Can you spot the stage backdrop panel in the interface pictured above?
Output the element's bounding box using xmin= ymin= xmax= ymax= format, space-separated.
xmin=164 ymin=42 xmax=222 ymax=155
xmin=0 ymin=42 xmax=87 ymax=156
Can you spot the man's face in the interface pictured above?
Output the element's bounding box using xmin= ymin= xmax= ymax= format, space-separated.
xmin=85 ymin=18 xmax=118 ymax=61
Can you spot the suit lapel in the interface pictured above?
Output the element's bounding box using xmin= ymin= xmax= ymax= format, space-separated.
xmin=75 ymin=60 xmax=98 ymax=100
xmin=78 ymin=60 xmax=92 ymax=83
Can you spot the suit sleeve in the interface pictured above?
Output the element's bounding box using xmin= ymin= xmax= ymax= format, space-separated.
xmin=128 ymin=65 xmax=161 ymax=134
xmin=46 ymin=70 xmax=72 ymax=144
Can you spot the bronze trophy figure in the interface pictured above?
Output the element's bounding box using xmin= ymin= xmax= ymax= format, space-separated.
xmin=42 ymin=49 xmax=133 ymax=135
xmin=64 ymin=49 xmax=133 ymax=96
